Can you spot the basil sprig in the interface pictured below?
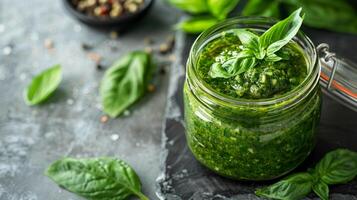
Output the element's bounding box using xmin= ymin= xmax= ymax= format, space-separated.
xmin=209 ymin=8 xmax=303 ymax=79
xmin=46 ymin=157 xmax=149 ymax=200
xmin=100 ymin=51 xmax=154 ymax=118
xmin=24 ymin=64 xmax=62 ymax=105
xmin=255 ymin=149 xmax=357 ymax=200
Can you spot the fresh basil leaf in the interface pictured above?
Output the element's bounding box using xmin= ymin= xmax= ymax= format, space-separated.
xmin=24 ymin=65 xmax=62 ymax=105
xmin=207 ymin=0 xmax=240 ymax=20
xmin=176 ymin=16 xmax=219 ymax=34
xmin=232 ymin=29 xmax=260 ymax=48
xmin=46 ymin=157 xmax=149 ymax=200
xmin=315 ymin=149 xmax=357 ymax=185
xmin=285 ymin=0 xmax=357 ymax=34
xmin=259 ymin=8 xmax=304 ymax=56
xmin=100 ymin=51 xmax=153 ymax=117
xmin=166 ymin=0 xmax=209 ymax=14
xmin=236 ymin=57 xmax=257 ymax=75
xmin=255 ymin=172 xmax=313 ymax=200
xmin=209 ymin=62 xmax=234 ymax=78
xmin=312 ymin=181 xmax=329 ymax=200
xmin=265 ymin=53 xmax=282 ymax=62
xmin=242 ymin=0 xmax=281 ymax=19
xmin=209 ymin=50 xmax=255 ymax=78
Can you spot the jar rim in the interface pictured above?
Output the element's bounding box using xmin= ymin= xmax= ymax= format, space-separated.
xmin=187 ymin=16 xmax=320 ymax=107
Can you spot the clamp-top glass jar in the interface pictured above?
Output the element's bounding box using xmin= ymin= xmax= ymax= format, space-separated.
xmin=183 ymin=17 xmax=322 ymax=180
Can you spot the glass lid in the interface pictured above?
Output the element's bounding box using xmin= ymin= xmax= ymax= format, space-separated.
xmin=317 ymin=43 xmax=357 ymax=112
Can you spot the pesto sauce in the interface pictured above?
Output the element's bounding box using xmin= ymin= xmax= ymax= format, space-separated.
xmin=184 ymin=31 xmax=322 ymax=180
xmin=197 ymin=32 xmax=307 ymax=99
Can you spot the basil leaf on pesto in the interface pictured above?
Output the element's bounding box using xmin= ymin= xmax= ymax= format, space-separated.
xmin=312 ymin=181 xmax=329 ymax=200
xmin=255 ymin=173 xmax=313 ymax=200
xmin=175 ymin=16 xmax=219 ymax=34
xmin=100 ymin=51 xmax=153 ymax=117
xmin=260 ymin=8 xmax=304 ymax=56
xmin=45 ymin=157 xmax=149 ymax=200
xmin=209 ymin=50 xmax=255 ymax=78
xmin=207 ymin=0 xmax=240 ymax=20
xmin=314 ymin=149 xmax=357 ymax=184
xmin=209 ymin=8 xmax=303 ymax=78
xmin=24 ymin=64 xmax=62 ymax=105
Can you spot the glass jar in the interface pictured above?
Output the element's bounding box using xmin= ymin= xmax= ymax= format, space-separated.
xmin=183 ymin=17 xmax=322 ymax=181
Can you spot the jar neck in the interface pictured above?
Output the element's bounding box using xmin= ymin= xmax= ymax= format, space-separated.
xmin=186 ymin=17 xmax=320 ymax=115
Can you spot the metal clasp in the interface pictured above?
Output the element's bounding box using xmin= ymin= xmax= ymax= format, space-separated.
xmin=317 ymin=43 xmax=337 ymax=91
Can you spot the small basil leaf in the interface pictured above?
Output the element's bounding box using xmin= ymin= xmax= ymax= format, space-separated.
xmin=209 ymin=62 xmax=234 ymax=78
xmin=315 ymin=149 xmax=357 ymax=184
xmin=166 ymin=0 xmax=209 ymax=14
xmin=100 ymin=51 xmax=153 ymax=117
xmin=24 ymin=65 xmax=62 ymax=105
xmin=232 ymin=29 xmax=260 ymax=49
xmin=242 ymin=0 xmax=281 ymax=19
xmin=259 ymin=8 xmax=304 ymax=55
xmin=255 ymin=172 xmax=313 ymax=200
xmin=208 ymin=0 xmax=240 ymax=20
xmin=312 ymin=181 xmax=329 ymax=200
xmin=236 ymin=57 xmax=257 ymax=75
xmin=175 ymin=16 xmax=219 ymax=34
xmin=265 ymin=53 xmax=282 ymax=62
xmin=46 ymin=157 xmax=149 ymax=200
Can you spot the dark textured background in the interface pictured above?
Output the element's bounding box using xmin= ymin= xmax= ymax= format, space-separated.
xmin=157 ymin=27 xmax=357 ymax=200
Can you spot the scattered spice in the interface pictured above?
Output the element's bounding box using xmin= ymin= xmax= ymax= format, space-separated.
xmin=110 ymin=31 xmax=119 ymax=39
xmin=96 ymin=63 xmax=105 ymax=70
xmin=147 ymin=84 xmax=155 ymax=92
xmin=100 ymin=115 xmax=109 ymax=123
xmin=159 ymin=35 xmax=175 ymax=54
xmin=168 ymin=54 xmax=176 ymax=62
xmin=144 ymin=37 xmax=154 ymax=45
xmin=3 ymin=45 xmax=12 ymax=55
xmin=71 ymin=0 xmax=145 ymax=19
xmin=44 ymin=38 xmax=54 ymax=50
xmin=144 ymin=47 xmax=153 ymax=54
xmin=159 ymin=66 xmax=166 ymax=75
xmin=81 ymin=43 xmax=93 ymax=51
xmin=87 ymin=52 xmax=102 ymax=63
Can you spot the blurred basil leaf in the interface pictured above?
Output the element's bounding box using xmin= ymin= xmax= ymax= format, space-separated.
xmin=255 ymin=173 xmax=313 ymax=200
xmin=100 ymin=51 xmax=154 ymax=117
xmin=46 ymin=157 xmax=149 ymax=200
xmin=175 ymin=16 xmax=219 ymax=34
xmin=314 ymin=149 xmax=357 ymax=185
xmin=207 ymin=0 xmax=240 ymax=20
xmin=24 ymin=64 xmax=62 ymax=105
xmin=285 ymin=0 xmax=357 ymax=34
xmin=242 ymin=0 xmax=281 ymax=18
xmin=166 ymin=0 xmax=209 ymax=14
xmin=312 ymin=181 xmax=329 ymax=200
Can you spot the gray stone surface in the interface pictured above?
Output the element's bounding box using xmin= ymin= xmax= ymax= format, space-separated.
xmin=0 ymin=0 xmax=179 ymax=199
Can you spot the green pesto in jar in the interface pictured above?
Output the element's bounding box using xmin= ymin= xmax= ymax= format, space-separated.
xmin=184 ymin=30 xmax=321 ymax=180
xmin=197 ymin=31 xmax=307 ymax=99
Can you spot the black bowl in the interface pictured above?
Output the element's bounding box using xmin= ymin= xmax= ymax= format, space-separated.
xmin=63 ymin=0 xmax=154 ymax=29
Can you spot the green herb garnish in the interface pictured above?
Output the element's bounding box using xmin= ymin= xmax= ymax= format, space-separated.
xmin=255 ymin=149 xmax=357 ymax=200
xmin=209 ymin=8 xmax=304 ymax=79
xmin=46 ymin=157 xmax=150 ymax=200
xmin=24 ymin=64 xmax=62 ymax=105
xmin=100 ymin=51 xmax=154 ymax=118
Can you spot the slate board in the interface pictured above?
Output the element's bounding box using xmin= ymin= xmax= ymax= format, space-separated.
xmin=157 ymin=30 xmax=357 ymax=200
